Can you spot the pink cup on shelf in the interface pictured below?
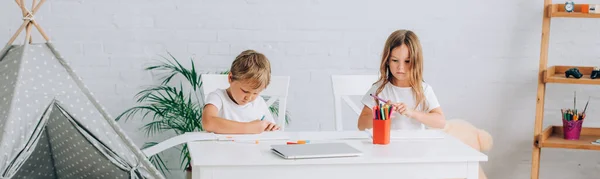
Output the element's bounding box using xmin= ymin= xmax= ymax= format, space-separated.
xmin=562 ymin=118 xmax=583 ymax=140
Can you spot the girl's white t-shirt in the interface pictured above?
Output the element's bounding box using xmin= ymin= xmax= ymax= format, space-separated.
xmin=361 ymin=81 xmax=440 ymax=130
xmin=205 ymin=89 xmax=276 ymax=123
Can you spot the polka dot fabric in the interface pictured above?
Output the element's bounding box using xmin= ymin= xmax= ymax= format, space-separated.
xmin=12 ymin=129 xmax=57 ymax=179
xmin=29 ymin=45 xmax=136 ymax=169
xmin=0 ymin=45 xmax=38 ymax=176
xmin=0 ymin=44 xmax=162 ymax=178
xmin=0 ymin=45 xmax=25 ymax=147
xmin=46 ymin=103 xmax=129 ymax=178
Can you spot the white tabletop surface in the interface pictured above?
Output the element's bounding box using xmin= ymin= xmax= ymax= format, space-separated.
xmin=188 ymin=130 xmax=488 ymax=166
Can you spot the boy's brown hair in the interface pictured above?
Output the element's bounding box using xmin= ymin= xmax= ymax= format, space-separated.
xmin=229 ymin=50 xmax=271 ymax=89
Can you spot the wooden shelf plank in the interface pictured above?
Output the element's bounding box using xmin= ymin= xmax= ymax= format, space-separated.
xmin=539 ymin=126 xmax=600 ymax=150
xmin=544 ymin=65 xmax=600 ymax=85
xmin=551 ymin=12 xmax=600 ymax=18
xmin=549 ymin=4 xmax=600 ymax=18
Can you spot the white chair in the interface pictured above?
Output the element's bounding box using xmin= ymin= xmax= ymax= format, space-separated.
xmin=200 ymin=74 xmax=290 ymax=130
xmin=331 ymin=75 xmax=379 ymax=131
xmin=141 ymin=74 xmax=290 ymax=157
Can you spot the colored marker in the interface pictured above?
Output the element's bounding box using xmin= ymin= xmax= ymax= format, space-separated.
xmin=370 ymin=94 xmax=389 ymax=103
xmin=297 ymin=140 xmax=309 ymax=144
xmin=287 ymin=140 xmax=310 ymax=145
xmin=261 ymin=115 xmax=265 ymax=121
xmin=381 ymin=104 xmax=385 ymax=120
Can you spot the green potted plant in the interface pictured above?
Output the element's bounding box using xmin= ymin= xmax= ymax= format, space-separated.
xmin=115 ymin=52 xmax=291 ymax=177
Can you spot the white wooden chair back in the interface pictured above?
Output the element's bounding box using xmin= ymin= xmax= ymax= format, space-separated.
xmin=331 ymin=75 xmax=379 ymax=131
xmin=200 ymin=74 xmax=230 ymax=100
xmin=201 ymin=74 xmax=290 ymax=130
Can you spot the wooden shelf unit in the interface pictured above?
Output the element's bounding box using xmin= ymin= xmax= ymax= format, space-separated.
xmin=548 ymin=4 xmax=600 ymax=18
xmin=539 ymin=126 xmax=600 ymax=150
xmin=531 ymin=2 xmax=600 ymax=179
xmin=544 ymin=65 xmax=600 ymax=85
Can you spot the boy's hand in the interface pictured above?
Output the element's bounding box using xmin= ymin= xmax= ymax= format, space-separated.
xmin=264 ymin=123 xmax=280 ymax=131
xmin=247 ymin=120 xmax=271 ymax=134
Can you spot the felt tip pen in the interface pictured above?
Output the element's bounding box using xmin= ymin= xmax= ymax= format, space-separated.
xmin=370 ymin=94 xmax=389 ymax=103
xmin=287 ymin=140 xmax=310 ymax=145
xmin=261 ymin=115 xmax=265 ymax=121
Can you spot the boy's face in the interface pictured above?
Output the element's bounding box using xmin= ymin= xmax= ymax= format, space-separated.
xmin=388 ymin=44 xmax=411 ymax=82
xmin=227 ymin=74 xmax=264 ymax=105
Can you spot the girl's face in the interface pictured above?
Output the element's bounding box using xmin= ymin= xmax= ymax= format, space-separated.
xmin=227 ymin=74 xmax=264 ymax=105
xmin=388 ymin=44 xmax=411 ymax=83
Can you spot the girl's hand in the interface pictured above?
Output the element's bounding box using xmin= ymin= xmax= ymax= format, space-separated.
xmin=391 ymin=103 xmax=413 ymax=118
xmin=392 ymin=103 xmax=406 ymax=114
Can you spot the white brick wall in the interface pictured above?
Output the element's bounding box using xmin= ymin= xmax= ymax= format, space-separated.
xmin=2 ymin=0 xmax=600 ymax=178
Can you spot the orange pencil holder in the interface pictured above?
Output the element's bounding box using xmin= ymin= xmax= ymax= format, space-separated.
xmin=372 ymin=119 xmax=391 ymax=145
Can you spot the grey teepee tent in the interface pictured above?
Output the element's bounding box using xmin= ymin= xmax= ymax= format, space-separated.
xmin=0 ymin=0 xmax=164 ymax=178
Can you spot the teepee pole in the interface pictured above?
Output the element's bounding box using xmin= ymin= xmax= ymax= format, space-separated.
xmin=25 ymin=25 xmax=32 ymax=44
xmin=31 ymin=0 xmax=37 ymax=14
xmin=4 ymin=20 xmax=30 ymax=48
xmin=6 ymin=0 xmax=50 ymax=48
xmin=30 ymin=0 xmax=49 ymax=42
xmin=32 ymin=0 xmax=45 ymax=15
xmin=26 ymin=0 xmax=38 ymax=44
xmin=15 ymin=0 xmax=45 ymax=18
xmin=31 ymin=21 xmax=50 ymax=42
xmin=17 ymin=0 xmax=34 ymax=44
xmin=16 ymin=0 xmax=27 ymax=16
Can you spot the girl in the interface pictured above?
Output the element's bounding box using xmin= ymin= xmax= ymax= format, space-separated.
xmin=357 ymin=29 xmax=446 ymax=130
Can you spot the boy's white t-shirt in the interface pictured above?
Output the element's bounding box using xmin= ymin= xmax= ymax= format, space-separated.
xmin=361 ymin=81 xmax=440 ymax=130
xmin=205 ymin=88 xmax=276 ymax=123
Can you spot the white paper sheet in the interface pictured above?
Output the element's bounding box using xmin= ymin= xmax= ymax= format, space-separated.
xmin=214 ymin=131 xmax=291 ymax=141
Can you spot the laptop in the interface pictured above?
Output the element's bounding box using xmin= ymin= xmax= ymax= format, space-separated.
xmin=270 ymin=142 xmax=363 ymax=159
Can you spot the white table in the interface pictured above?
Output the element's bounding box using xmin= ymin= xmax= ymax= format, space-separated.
xmin=187 ymin=130 xmax=487 ymax=179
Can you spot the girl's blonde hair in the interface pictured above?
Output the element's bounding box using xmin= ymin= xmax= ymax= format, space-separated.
xmin=374 ymin=29 xmax=428 ymax=111
xmin=229 ymin=50 xmax=271 ymax=89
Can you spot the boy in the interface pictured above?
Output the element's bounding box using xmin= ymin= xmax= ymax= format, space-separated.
xmin=202 ymin=50 xmax=281 ymax=134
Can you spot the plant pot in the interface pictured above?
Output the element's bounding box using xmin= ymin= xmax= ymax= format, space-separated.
xmin=185 ymin=165 xmax=192 ymax=179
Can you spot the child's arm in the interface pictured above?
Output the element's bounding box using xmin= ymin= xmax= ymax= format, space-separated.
xmin=202 ymin=104 xmax=268 ymax=134
xmin=357 ymin=105 xmax=374 ymax=131
xmin=406 ymin=107 xmax=446 ymax=129
xmin=403 ymin=85 xmax=446 ymax=129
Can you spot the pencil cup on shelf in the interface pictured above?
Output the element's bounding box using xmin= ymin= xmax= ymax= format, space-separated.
xmin=562 ymin=117 xmax=583 ymax=140
xmin=560 ymin=93 xmax=590 ymax=140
